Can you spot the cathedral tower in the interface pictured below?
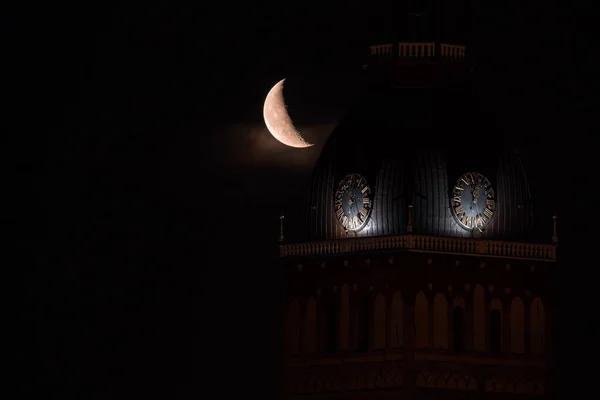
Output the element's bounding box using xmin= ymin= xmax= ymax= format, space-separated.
xmin=281 ymin=2 xmax=554 ymax=399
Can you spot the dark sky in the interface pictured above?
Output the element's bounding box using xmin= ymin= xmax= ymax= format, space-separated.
xmin=2 ymin=2 xmax=582 ymax=399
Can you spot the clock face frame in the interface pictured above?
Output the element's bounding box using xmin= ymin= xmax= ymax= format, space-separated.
xmin=334 ymin=173 xmax=373 ymax=232
xmin=450 ymin=171 xmax=497 ymax=231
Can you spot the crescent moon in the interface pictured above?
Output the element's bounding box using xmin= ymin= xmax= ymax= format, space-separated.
xmin=263 ymin=79 xmax=313 ymax=148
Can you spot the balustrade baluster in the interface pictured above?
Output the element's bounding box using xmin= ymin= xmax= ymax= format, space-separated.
xmin=279 ymin=234 xmax=555 ymax=260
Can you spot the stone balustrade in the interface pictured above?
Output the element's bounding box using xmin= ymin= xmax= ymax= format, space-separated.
xmin=280 ymin=234 xmax=556 ymax=261
xmin=369 ymin=43 xmax=393 ymax=56
xmin=440 ymin=43 xmax=466 ymax=59
xmin=369 ymin=42 xmax=466 ymax=61
xmin=399 ymin=42 xmax=435 ymax=57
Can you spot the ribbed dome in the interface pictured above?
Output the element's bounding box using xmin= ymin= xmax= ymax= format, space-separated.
xmin=302 ymin=85 xmax=536 ymax=243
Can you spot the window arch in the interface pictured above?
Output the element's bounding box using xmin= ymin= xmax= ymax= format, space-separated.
xmin=452 ymin=297 xmax=466 ymax=352
xmin=286 ymin=300 xmax=300 ymax=354
xmin=354 ymin=296 xmax=371 ymax=352
xmin=391 ymin=291 xmax=403 ymax=348
xmin=530 ymin=297 xmax=545 ymax=355
xmin=415 ymin=291 xmax=429 ymax=349
xmin=490 ymin=298 xmax=503 ymax=354
xmin=340 ymin=284 xmax=350 ymax=351
xmin=433 ymin=293 xmax=448 ymax=349
xmin=473 ymin=284 xmax=485 ymax=351
xmin=373 ymin=293 xmax=386 ymax=349
xmin=510 ymin=297 xmax=525 ymax=354
xmin=320 ymin=300 xmax=338 ymax=353
xmin=303 ymin=297 xmax=317 ymax=353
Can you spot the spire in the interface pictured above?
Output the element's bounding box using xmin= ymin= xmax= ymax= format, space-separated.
xmin=552 ymin=213 xmax=558 ymax=244
xmin=279 ymin=212 xmax=285 ymax=243
xmin=407 ymin=204 xmax=413 ymax=233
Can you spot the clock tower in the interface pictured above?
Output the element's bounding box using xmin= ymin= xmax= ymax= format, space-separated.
xmin=279 ymin=1 xmax=554 ymax=400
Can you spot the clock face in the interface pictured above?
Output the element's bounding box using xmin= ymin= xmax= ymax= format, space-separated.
xmin=334 ymin=173 xmax=373 ymax=232
xmin=451 ymin=171 xmax=496 ymax=231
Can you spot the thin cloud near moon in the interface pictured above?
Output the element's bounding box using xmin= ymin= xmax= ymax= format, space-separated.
xmin=213 ymin=122 xmax=334 ymax=171
xmin=263 ymin=78 xmax=314 ymax=148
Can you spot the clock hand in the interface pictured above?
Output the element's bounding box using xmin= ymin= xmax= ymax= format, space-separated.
xmin=472 ymin=185 xmax=481 ymax=216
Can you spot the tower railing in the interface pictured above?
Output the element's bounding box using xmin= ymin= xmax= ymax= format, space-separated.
xmin=399 ymin=42 xmax=435 ymax=58
xmin=440 ymin=43 xmax=466 ymax=59
xmin=368 ymin=42 xmax=466 ymax=61
xmin=279 ymin=234 xmax=556 ymax=261
xmin=370 ymin=43 xmax=393 ymax=57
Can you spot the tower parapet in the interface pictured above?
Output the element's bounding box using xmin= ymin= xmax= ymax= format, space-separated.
xmin=365 ymin=41 xmax=470 ymax=88
xmin=369 ymin=42 xmax=466 ymax=61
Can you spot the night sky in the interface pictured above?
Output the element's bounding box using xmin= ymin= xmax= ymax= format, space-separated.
xmin=2 ymin=3 xmax=587 ymax=399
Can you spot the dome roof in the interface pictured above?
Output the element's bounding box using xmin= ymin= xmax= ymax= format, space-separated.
xmin=301 ymin=85 xmax=538 ymax=243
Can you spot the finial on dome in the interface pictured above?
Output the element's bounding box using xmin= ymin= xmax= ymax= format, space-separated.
xmin=407 ymin=204 xmax=413 ymax=233
xmin=552 ymin=213 xmax=558 ymax=244
xmin=279 ymin=212 xmax=285 ymax=243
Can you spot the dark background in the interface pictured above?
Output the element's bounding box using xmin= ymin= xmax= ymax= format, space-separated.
xmin=1 ymin=2 xmax=587 ymax=399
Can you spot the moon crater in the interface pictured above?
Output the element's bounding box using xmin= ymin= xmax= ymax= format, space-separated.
xmin=263 ymin=79 xmax=313 ymax=148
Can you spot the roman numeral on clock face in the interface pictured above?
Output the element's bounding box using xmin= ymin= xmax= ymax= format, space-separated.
xmin=335 ymin=207 xmax=344 ymax=219
xmin=483 ymin=207 xmax=494 ymax=219
xmin=461 ymin=173 xmax=475 ymax=186
xmin=476 ymin=215 xmax=484 ymax=227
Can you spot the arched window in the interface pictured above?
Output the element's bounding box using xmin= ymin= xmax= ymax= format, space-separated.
xmin=453 ymin=307 xmax=465 ymax=352
xmin=286 ymin=300 xmax=300 ymax=354
xmin=473 ymin=284 xmax=485 ymax=351
xmin=340 ymin=284 xmax=350 ymax=351
xmin=433 ymin=293 xmax=448 ymax=349
xmin=303 ymin=297 xmax=317 ymax=353
xmin=530 ymin=297 xmax=546 ymax=355
xmin=321 ymin=301 xmax=338 ymax=354
xmin=354 ymin=297 xmax=371 ymax=352
xmin=415 ymin=291 xmax=429 ymax=349
xmin=490 ymin=299 xmax=503 ymax=355
xmin=490 ymin=310 xmax=502 ymax=354
xmin=391 ymin=291 xmax=403 ymax=348
xmin=510 ymin=297 xmax=525 ymax=354
xmin=373 ymin=293 xmax=386 ymax=350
